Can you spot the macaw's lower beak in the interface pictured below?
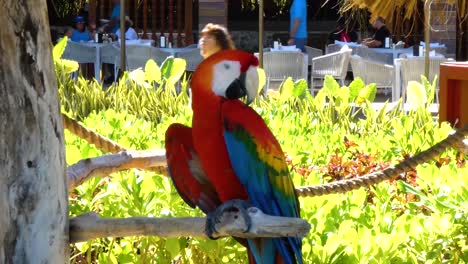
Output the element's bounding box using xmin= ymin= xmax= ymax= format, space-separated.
xmin=226 ymin=72 xmax=248 ymax=101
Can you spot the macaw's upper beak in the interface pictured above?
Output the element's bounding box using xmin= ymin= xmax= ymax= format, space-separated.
xmin=226 ymin=72 xmax=251 ymax=102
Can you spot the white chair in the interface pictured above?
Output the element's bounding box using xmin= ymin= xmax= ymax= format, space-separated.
xmin=150 ymin=47 xmax=172 ymax=66
xmin=305 ymin=46 xmax=323 ymax=66
xmin=310 ymin=48 xmax=352 ymax=95
xmin=175 ymin=48 xmax=203 ymax=72
xmin=100 ymin=44 xmax=120 ymax=81
xmin=326 ymin=44 xmax=341 ymax=54
xmin=400 ymin=57 xmax=453 ymax=103
xmin=350 ymin=55 xmax=395 ymax=99
xmin=126 ymin=45 xmax=152 ymax=71
xmin=262 ymin=51 xmax=307 ymax=90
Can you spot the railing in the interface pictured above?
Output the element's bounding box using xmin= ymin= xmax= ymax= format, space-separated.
xmin=88 ymin=0 xmax=194 ymax=47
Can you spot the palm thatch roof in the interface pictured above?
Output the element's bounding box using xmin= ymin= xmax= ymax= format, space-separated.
xmin=339 ymin=0 xmax=465 ymax=33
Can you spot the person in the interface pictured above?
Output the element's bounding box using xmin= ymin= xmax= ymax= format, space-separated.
xmin=198 ymin=23 xmax=235 ymax=59
xmin=328 ymin=19 xmax=358 ymax=45
xmin=362 ymin=16 xmax=391 ymax=48
xmin=66 ymin=16 xmax=92 ymax=42
xmin=104 ymin=0 xmax=121 ymax=33
xmin=287 ymin=0 xmax=307 ymax=53
xmin=115 ymin=16 xmax=138 ymax=40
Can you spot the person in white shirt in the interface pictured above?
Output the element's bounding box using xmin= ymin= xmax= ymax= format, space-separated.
xmin=115 ymin=16 xmax=138 ymax=40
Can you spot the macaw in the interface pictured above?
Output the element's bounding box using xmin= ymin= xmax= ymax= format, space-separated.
xmin=165 ymin=50 xmax=302 ymax=264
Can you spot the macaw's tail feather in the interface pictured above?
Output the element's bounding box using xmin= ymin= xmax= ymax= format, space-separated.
xmin=246 ymin=238 xmax=301 ymax=264
xmin=247 ymin=248 xmax=287 ymax=264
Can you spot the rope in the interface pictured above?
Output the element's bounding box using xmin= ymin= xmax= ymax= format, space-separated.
xmin=62 ymin=114 xmax=168 ymax=176
xmin=62 ymin=113 xmax=467 ymax=198
xmin=295 ymin=126 xmax=468 ymax=197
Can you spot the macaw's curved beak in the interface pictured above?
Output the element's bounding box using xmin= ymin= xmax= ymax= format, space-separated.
xmin=226 ymin=72 xmax=248 ymax=101
xmin=225 ymin=66 xmax=258 ymax=105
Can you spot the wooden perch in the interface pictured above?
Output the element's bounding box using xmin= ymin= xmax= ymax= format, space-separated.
xmin=67 ymin=150 xmax=167 ymax=190
xmin=69 ymin=208 xmax=311 ymax=243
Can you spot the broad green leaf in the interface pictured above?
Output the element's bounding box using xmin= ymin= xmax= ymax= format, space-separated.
xmin=406 ymin=81 xmax=427 ymax=108
xmin=144 ymin=59 xmax=161 ymax=84
xmin=161 ymin=57 xmax=186 ymax=85
xmin=323 ymin=75 xmax=340 ymax=96
xmin=165 ymin=238 xmax=180 ymax=260
xmin=279 ymin=77 xmax=294 ymax=101
xmin=314 ymin=89 xmax=327 ymax=108
xmin=348 ymin=77 xmax=365 ymax=100
xmin=336 ymin=86 xmax=350 ymax=107
xmin=129 ymin=68 xmax=151 ymax=89
xmin=53 ymin=36 xmax=68 ymax=60
xmin=356 ymin=83 xmax=377 ymax=105
xmin=292 ymin=79 xmax=308 ymax=99
xmin=56 ymin=59 xmax=79 ymax=74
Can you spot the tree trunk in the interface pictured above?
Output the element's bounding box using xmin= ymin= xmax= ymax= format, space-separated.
xmin=0 ymin=0 xmax=69 ymax=263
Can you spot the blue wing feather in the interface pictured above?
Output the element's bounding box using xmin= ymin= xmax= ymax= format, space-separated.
xmin=222 ymin=101 xmax=302 ymax=264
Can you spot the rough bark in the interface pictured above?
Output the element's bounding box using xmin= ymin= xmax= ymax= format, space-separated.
xmin=70 ymin=208 xmax=311 ymax=243
xmin=0 ymin=0 xmax=69 ymax=263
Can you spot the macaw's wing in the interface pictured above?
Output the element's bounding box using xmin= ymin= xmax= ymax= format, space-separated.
xmin=165 ymin=124 xmax=220 ymax=214
xmin=222 ymin=100 xmax=302 ymax=264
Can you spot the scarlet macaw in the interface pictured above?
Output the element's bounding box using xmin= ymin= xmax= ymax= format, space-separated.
xmin=165 ymin=50 xmax=302 ymax=264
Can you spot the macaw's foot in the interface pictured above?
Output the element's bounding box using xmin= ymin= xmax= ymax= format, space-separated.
xmin=205 ymin=199 xmax=252 ymax=240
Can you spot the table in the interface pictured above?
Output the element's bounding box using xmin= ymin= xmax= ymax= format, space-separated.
xmin=79 ymin=42 xmax=115 ymax=83
xmin=160 ymin=47 xmax=197 ymax=56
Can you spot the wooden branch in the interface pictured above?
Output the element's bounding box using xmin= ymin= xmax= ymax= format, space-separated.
xmin=69 ymin=208 xmax=311 ymax=243
xmin=67 ymin=150 xmax=167 ymax=190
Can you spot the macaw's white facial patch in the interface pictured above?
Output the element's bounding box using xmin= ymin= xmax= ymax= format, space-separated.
xmin=245 ymin=65 xmax=259 ymax=102
xmin=211 ymin=60 xmax=241 ymax=97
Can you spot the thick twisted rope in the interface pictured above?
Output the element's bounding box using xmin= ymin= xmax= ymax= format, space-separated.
xmin=62 ymin=114 xmax=168 ymax=176
xmin=295 ymin=126 xmax=467 ymax=197
xmin=62 ymin=113 xmax=467 ymax=197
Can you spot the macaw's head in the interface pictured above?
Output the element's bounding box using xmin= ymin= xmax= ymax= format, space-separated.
xmin=191 ymin=50 xmax=259 ymax=104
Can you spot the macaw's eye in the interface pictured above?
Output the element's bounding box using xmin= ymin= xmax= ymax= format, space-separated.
xmin=224 ymin=63 xmax=230 ymax=70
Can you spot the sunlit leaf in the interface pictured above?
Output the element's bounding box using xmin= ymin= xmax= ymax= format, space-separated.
xmin=406 ymin=81 xmax=427 ymax=108
xmin=53 ymin=36 xmax=68 ymax=60
xmin=144 ymin=59 xmax=161 ymax=84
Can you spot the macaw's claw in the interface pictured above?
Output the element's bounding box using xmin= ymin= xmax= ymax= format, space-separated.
xmin=205 ymin=199 xmax=252 ymax=240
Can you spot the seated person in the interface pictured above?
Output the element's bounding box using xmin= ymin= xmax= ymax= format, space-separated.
xmin=115 ymin=16 xmax=138 ymax=40
xmin=328 ymin=19 xmax=358 ymax=45
xmin=361 ymin=16 xmax=391 ymax=48
xmin=66 ymin=16 xmax=92 ymax=42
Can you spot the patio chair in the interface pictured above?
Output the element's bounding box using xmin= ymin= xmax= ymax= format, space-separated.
xmin=325 ymin=43 xmax=341 ymax=54
xmin=350 ymin=55 xmax=395 ymax=100
xmin=305 ymin=46 xmax=323 ymax=65
xmin=100 ymin=43 xmax=120 ymax=82
xmin=175 ymin=48 xmax=203 ymax=72
xmin=400 ymin=57 xmax=453 ymax=103
xmin=150 ymin=47 xmax=172 ymax=66
xmin=310 ymin=48 xmax=352 ymax=95
xmin=262 ymin=51 xmax=307 ymax=91
xmin=126 ymin=45 xmax=152 ymax=71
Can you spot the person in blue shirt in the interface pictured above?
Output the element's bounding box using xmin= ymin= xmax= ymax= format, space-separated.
xmin=66 ymin=16 xmax=92 ymax=42
xmin=287 ymin=0 xmax=307 ymax=53
xmin=104 ymin=0 xmax=121 ymax=33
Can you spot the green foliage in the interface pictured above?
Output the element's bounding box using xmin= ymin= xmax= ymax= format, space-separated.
xmin=61 ymin=69 xmax=467 ymax=263
xmin=53 ymin=36 xmax=79 ymax=75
